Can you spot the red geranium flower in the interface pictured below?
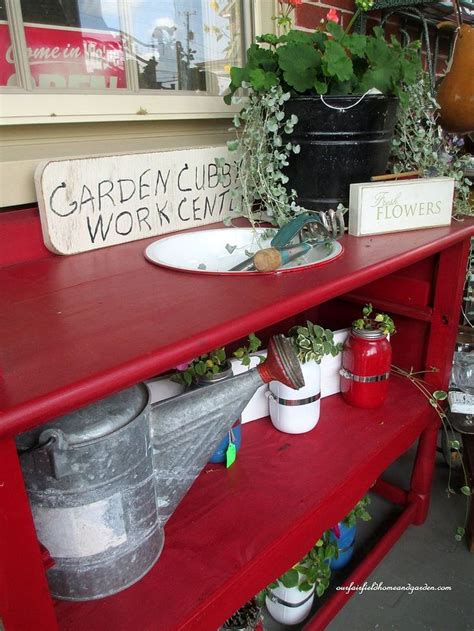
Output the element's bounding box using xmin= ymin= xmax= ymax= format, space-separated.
xmin=327 ymin=8 xmax=339 ymax=23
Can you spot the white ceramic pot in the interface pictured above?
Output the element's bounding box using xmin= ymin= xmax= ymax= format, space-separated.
xmin=265 ymin=581 xmax=315 ymax=625
xmin=269 ymin=360 xmax=321 ymax=434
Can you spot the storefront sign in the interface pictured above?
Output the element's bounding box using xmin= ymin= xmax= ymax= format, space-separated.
xmin=349 ymin=177 xmax=454 ymax=237
xmin=0 ymin=21 xmax=125 ymax=88
xmin=35 ymin=147 xmax=237 ymax=255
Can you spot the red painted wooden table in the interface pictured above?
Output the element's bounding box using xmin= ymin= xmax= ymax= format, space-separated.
xmin=1 ymin=210 xmax=473 ymax=631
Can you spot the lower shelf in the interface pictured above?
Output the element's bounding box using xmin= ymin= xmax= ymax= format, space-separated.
xmin=55 ymin=376 xmax=433 ymax=631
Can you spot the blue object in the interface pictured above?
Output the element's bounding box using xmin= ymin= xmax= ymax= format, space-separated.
xmin=209 ymin=424 xmax=242 ymax=464
xmin=329 ymin=523 xmax=356 ymax=570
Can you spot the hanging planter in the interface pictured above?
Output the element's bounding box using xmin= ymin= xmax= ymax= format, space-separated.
xmin=269 ymin=322 xmax=341 ymax=434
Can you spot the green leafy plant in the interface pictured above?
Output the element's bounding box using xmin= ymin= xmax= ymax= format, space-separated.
xmin=390 ymin=73 xmax=473 ymax=216
xmin=171 ymin=333 xmax=262 ymax=386
xmin=219 ymin=84 xmax=303 ymax=226
xmin=343 ymin=495 xmax=371 ymax=528
xmin=260 ymin=496 xmax=371 ymax=605
xmin=266 ymin=531 xmax=337 ymax=600
xmin=391 ymin=366 xmax=471 ymax=540
xmin=352 ymin=303 xmax=396 ymax=336
xmin=290 ymin=321 xmax=342 ymax=364
xmin=221 ymin=0 xmax=422 ymax=226
xmin=225 ymin=3 xmax=421 ymax=106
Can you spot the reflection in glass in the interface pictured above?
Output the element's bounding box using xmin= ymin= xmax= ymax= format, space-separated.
xmin=453 ymin=352 xmax=474 ymax=395
xmin=132 ymin=0 xmax=243 ymax=94
xmin=0 ymin=0 xmax=14 ymax=86
xmin=18 ymin=0 xmax=126 ymax=89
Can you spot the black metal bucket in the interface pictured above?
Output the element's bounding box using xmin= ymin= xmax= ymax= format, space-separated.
xmin=284 ymin=94 xmax=399 ymax=211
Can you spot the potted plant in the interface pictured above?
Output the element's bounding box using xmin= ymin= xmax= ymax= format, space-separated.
xmin=340 ymin=303 xmax=396 ymax=409
xmin=330 ymin=495 xmax=371 ymax=570
xmin=264 ymin=531 xmax=337 ymax=625
xmin=390 ymin=72 xmax=472 ymax=216
xmin=222 ymin=0 xmax=422 ymax=224
xmin=268 ymin=321 xmax=342 ymax=434
xmin=172 ymin=334 xmax=262 ymax=464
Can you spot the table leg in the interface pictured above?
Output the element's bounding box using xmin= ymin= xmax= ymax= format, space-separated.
xmin=462 ymin=434 xmax=474 ymax=553
xmin=408 ymin=417 xmax=440 ymax=525
xmin=0 ymin=437 xmax=58 ymax=630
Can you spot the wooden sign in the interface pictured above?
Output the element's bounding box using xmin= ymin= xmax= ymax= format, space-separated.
xmin=349 ymin=176 xmax=454 ymax=237
xmin=35 ymin=146 xmax=237 ymax=255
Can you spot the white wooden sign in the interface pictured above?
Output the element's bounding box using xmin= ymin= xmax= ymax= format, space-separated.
xmin=35 ymin=146 xmax=237 ymax=255
xmin=349 ymin=177 xmax=454 ymax=237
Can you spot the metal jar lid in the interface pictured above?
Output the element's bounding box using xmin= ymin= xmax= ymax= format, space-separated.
xmin=196 ymin=361 xmax=233 ymax=386
xmin=17 ymin=384 xmax=148 ymax=451
xmin=351 ymin=328 xmax=387 ymax=340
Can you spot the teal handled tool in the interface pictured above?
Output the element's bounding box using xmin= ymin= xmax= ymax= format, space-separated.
xmin=229 ymin=210 xmax=344 ymax=272
xmin=253 ymin=242 xmax=312 ymax=272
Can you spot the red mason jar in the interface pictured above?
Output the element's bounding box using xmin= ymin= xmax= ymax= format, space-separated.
xmin=340 ymin=329 xmax=392 ymax=408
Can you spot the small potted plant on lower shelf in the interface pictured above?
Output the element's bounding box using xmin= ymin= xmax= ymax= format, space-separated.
xmin=172 ymin=334 xmax=262 ymax=465
xmin=340 ymin=304 xmax=396 ymax=409
xmin=263 ymin=531 xmax=337 ymax=625
xmin=330 ymin=495 xmax=371 ymax=570
xmin=269 ymin=321 xmax=342 ymax=434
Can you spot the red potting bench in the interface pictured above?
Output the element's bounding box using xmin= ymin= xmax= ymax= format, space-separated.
xmin=1 ymin=208 xmax=473 ymax=631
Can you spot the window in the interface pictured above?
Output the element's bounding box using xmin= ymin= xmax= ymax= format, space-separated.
xmin=2 ymin=0 xmax=245 ymax=94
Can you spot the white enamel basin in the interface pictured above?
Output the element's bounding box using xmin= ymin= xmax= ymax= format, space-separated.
xmin=144 ymin=228 xmax=343 ymax=275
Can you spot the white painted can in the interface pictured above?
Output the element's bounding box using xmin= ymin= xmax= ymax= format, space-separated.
xmin=269 ymin=360 xmax=321 ymax=434
xmin=266 ymin=581 xmax=315 ymax=625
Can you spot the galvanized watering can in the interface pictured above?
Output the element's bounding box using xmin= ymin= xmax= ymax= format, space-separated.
xmin=18 ymin=335 xmax=303 ymax=601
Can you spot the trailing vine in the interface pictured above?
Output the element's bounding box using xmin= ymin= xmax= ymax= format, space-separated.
xmin=390 ymin=74 xmax=473 ymax=216
xmin=219 ymin=84 xmax=303 ymax=227
xmin=391 ymin=365 xmax=471 ymax=541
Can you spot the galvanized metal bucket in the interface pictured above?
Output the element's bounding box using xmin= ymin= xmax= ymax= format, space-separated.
xmin=18 ymin=385 xmax=164 ymax=601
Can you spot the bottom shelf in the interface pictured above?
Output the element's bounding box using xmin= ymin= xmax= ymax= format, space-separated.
xmin=55 ymin=376 xmax=433 ymax=631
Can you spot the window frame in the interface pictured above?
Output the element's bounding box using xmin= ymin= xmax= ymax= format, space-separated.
xmin=0 ymin=0 xmax=278 ymax=125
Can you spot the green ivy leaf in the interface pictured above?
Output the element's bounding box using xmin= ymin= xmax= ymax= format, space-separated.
xmin=314 ymin=80 xmax=328 ymax=94
xmin=284 ymin=30 xmax=314 ymax=45
xmin=248 ymin=68 xmax=278 ymax=91
xmin=359 ymin=66 xmax=393 ymax=94
xmin=246 ymin=44 xmax=278 ymax=72
xmin=256 ymin=33 xmax=279 ymax=46
xmin=280 ymin=569 xmax=299 ymax=588
xmin=345 ymin=33 xmax=367 ymax=56
xmin=322 ymin=40 xmax=353 ymax=82
xmin=311 ymin=31 xmax=327 ymax=47
xmin=325 ymin=21 xmax=345 ymax=42
xmin=277 ymin=42 xmax=321 ymax=92
xmin=461 ymin=486 xmax=471 ymax=496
